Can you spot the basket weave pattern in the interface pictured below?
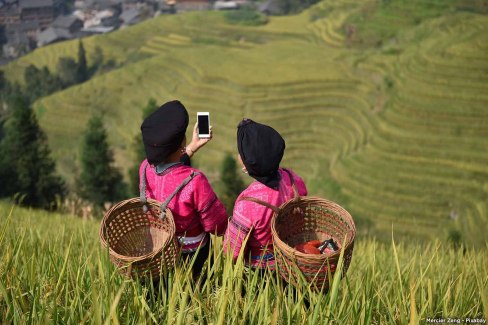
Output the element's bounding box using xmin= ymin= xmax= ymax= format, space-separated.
xmin=271 ymin=197 xmax=356 ymax=291
xmin=100 ymin=198 xmax=178 ymax=278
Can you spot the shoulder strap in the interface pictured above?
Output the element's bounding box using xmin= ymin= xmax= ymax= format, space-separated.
xmin=159 ymin=171 xmax=200 ymax=219
xmin=239 ymin=196 xmax=280 ymax=214
xmin=140 ymin=162 xmax=200 ymax=220
xmin=282 ymin=168 xmax=299 ymax=199
xmin=238 ymin=168 xmax=300 ymax=213
xmin=140 ymin=162 xmax=150 ymax=212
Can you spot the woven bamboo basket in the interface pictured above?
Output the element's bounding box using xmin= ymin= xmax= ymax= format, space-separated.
xmin=271 ymin=196 xmax=356 ymax=291
xmin=100 ymin=197 xmax=178 ymax=279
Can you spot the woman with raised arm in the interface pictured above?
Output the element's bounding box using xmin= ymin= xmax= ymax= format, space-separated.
xmin=140 ymin=100 xmax=228 ymax=279
xmin=223 ymin=119 xmax=308 ymax=271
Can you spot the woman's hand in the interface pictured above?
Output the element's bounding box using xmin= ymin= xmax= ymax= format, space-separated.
xmin=186 ymin=122 xmax=212 ymax=157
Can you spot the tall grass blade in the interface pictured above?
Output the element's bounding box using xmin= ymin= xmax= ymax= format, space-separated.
xmin=0 ymin=206 xmax=14 ymax=246
xmin=55 ymin=236 xmax=72 ymax=293
xmin=392 ymin=231 xmax=405 ymax=305
xmin=409 ymin=281 xmax=418 ymax=325
xmin=326 ymin=235 xmax=348 ymax=324
xmin=103 ymin=282 xmax=126 ymax=325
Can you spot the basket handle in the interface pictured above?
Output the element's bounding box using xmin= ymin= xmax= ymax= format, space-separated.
xmin=159 ymin=171 xmax=200 ymax=219
xmin=238 ymin=168 xmax=299 ymax=213
xmin=240 ymin=196 xmax=280 ymax=214
xmin=282 ymin=168 xmax=299 ymax=200
xmin=140 ymin=162 xmax=150 ymax=213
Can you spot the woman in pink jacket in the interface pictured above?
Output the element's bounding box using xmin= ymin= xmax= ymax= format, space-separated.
xmin=223 ymin=119 xmax=308 ymax=270
xmin=140 ymin=100 xmax=228 ymax=279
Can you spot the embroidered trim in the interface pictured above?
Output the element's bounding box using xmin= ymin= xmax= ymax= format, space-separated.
xmin=200 ymin=194 xmax=217 ymax=214
xmin=178 ymin=232 xmax=207 ymax=246
xmin=229 ymin=217 xmax=251 ymax=233
xmin=180 ymin=235 xmax=209 ymax=253
xmin=251 ymin=253 xmax=274 ymax=260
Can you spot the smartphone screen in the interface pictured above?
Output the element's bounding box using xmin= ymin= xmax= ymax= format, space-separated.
xmin=197 ymin=113 xmax=210 ymax=137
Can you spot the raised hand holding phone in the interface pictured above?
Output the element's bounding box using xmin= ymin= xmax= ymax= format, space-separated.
xmin=185 ymin=113 xmax=212 ymax=157
xmin=197 ymin=112 xmax=210 ymax=138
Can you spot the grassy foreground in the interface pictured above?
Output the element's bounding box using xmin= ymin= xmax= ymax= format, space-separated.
xmin=1 ymin=203 xmax=486 ymax=323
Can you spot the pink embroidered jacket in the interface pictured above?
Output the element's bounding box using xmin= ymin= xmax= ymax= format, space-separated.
xmin=139 ymin=159 xmax=228 ymax=252
xmin=223 ymin=168 xmax=307 ymax=269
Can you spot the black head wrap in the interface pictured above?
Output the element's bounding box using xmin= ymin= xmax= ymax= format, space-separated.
xmin=141 ymin=100 xmax=189 ymax=165
xmin=237 ymin=119 xmax=285 ymax=189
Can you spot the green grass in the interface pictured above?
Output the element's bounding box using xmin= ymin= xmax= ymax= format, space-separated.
xmin=1 ymin=203 xmax=487 ymax=323
xmin=1 ymin=1 xmax=487 ymax=247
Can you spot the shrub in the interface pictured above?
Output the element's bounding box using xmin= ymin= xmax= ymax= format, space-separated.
xmin=225 ymin=7 xmax=268 ymax=26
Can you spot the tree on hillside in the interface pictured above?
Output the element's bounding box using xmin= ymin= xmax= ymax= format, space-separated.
xmin=0 ymin=78 xmax=23 ymax=117
xmin=225 ymin=6 xmax=268 ymax=25
xmin=272 ymin=0 xmax=320 ymax=15
xmin=0 ymin=95 xmax=65 ymax=207
xmin=0 ymin=71 xmax=5 ymax=92
xmin=220 ymin=153 xmax=245 ymax=214
xmin=77 ymin=115 xmax=127 ymax=206
xmin=128 ymin=98 xmax=158 ymax=195
xmin=90 ymin=46 xmax=104 ymax=75
xmin=0 ymin=71 xmax=9 ymax=109
xmin=57 ymin=57 xmax=78 ymax=87
xmin=0 ymin=72 xmax=5 ymax=141
xmin=0 ymin=25 xmax=7 ymax=47
xmin=24 ymin=65 xmax=63 ymax=102
xmin=76 ymin=39 xmax=88 ymax=83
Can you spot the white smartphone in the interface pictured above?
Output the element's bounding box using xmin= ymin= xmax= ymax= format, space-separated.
xmin=197 ymin=112 xmax=210 ymax=138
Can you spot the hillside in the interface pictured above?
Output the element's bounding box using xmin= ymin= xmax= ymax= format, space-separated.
xmin=0 ymin=202 xmax=486 ymax=323
xmin=2 ymin=0 xmax=488 ymax=246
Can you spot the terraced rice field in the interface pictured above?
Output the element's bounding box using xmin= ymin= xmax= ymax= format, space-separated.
xmin=2 ymin=1 xmax=487 ymax=246
xmin=334 ymin=14 xmax=488 ymax=244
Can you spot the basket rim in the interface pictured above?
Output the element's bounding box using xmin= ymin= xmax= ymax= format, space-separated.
xmin=271 ymin=196 xmax=356 ymax=260
xmin=99 ymin=197 xmax=177 ymax=262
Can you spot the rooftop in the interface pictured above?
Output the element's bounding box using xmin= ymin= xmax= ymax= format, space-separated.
xmin=52 ymin=15 xmax=82 ymax=28
xmin=214 ymin=1 xmax=239 ymax=10
xmin=84 ymin=0 xmax=122 ymax=9
xmin=5 ymin=20 xmax=39 ymax=32
xmin=119 ymin=7 xmax=139 ymax=24
xmin=0 ymin=3 xmax=20 ymax=15
xmin=81 ymin=25 xmax=114 ymax=33
xmin=259 ymin=0 xmax=280 ymax=14
xmin=38 ymin=26 xmax=72 ymax=45
xmin=19 ymin=0 xmax=54 ymax=9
